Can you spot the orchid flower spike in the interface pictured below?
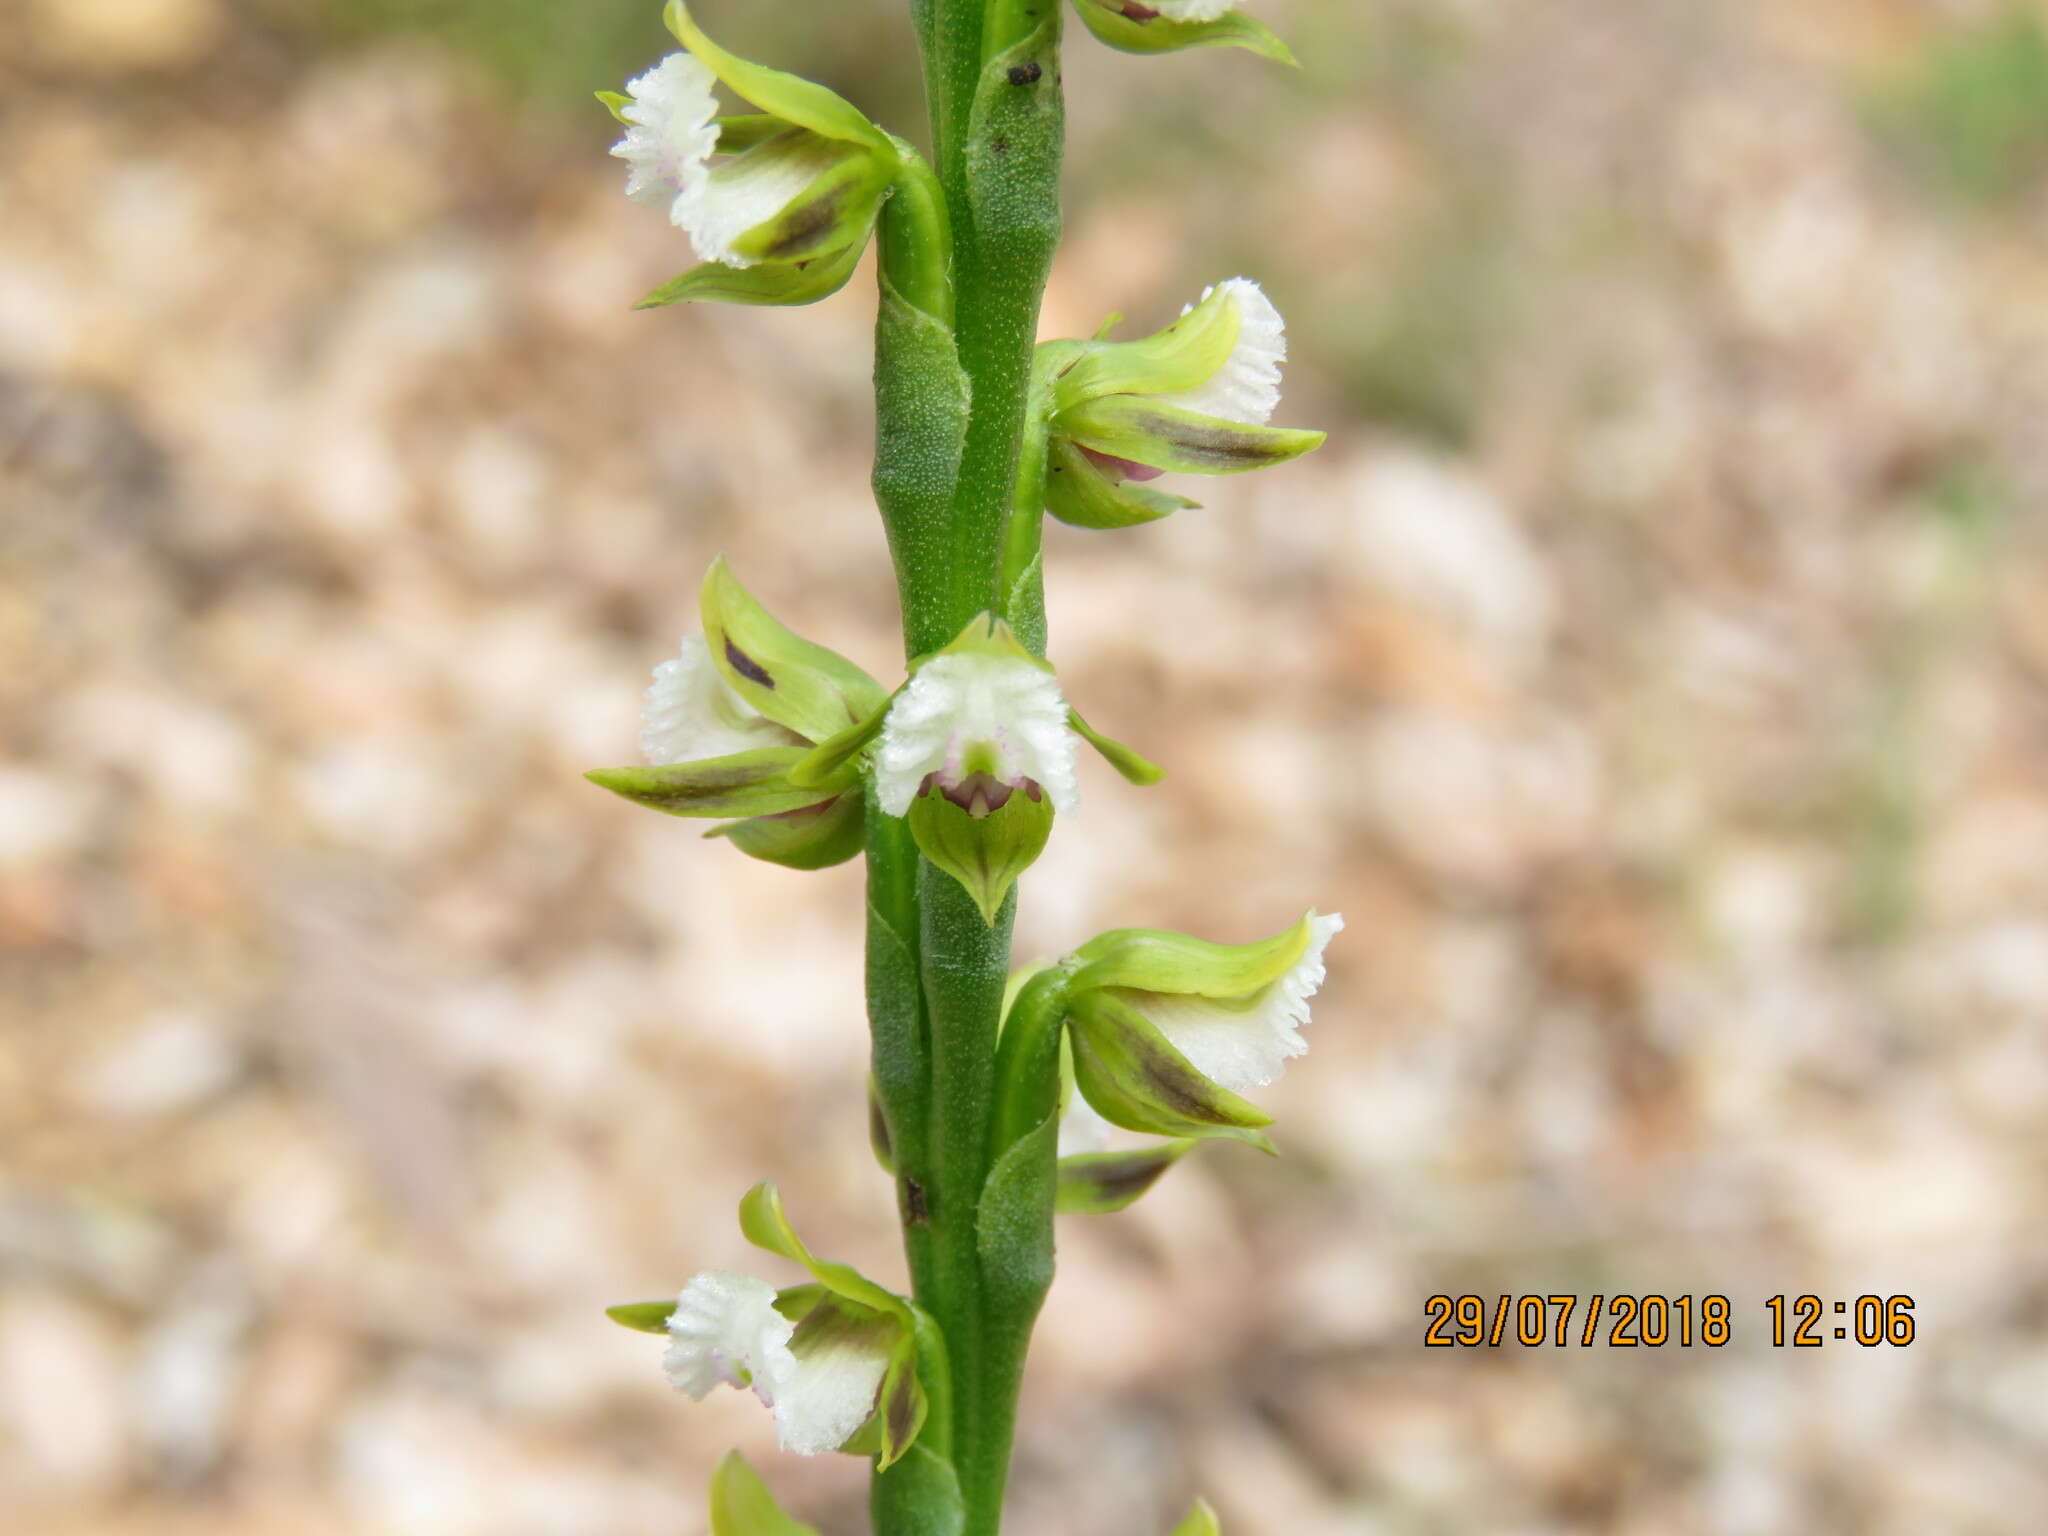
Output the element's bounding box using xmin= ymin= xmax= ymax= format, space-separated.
xmin=586 ymin=560 xmax=886 ymax=871
xmin=875 ymin=615 xmax=1162 ymax=922
xmin=607 ymin=1185 xmax=931 ymax=1468
xmin=1040 ymin=278 xmax=1325 ymax=529
xmin=1061 ymin=910 xmax=1345 ymax=1149
xmin=602 ymin=3 xmax=900 ymax=307
xmin=1068 ymin=1 xmax=1298 ymax=64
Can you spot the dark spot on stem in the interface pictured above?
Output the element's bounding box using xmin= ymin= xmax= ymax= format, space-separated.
xmin=1007 ymin=61 xmax=1042 ymax=85
xmin=724 ymin=638 xmax=774 ymax=687
xmin=991 ymin=134 xmax=1010 ymax=154
xmin=903 ymin=1178 xmax=929 ymax=1226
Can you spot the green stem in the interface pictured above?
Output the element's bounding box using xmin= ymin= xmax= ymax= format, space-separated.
xmin=868 ymin=4 xmax=1068 ymax=1532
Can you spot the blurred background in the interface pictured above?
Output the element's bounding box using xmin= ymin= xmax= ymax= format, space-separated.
xmin=6 ymin=0 xmax=2048 ymax=1531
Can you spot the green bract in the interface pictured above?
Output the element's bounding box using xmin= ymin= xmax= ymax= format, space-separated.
xmin=709 ymin=1452 xmax=823 ymax=1536
xmin=1069 ymin=1 xmax=1297 ymax=65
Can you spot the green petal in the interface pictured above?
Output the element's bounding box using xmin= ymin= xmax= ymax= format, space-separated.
xmin=603 ymin=1300 xmax=675 ymax=1334
xmin=738 ymin=1182 xmax=915 ymax=1325
xmin=1067 ymin=705 xmax=1165 ymax=786
xmin=907 ymin=780 xmax=1056 ymax=926
xmin=634 ymin=226 xmax=873 ymax=309
xmin=708 ymin=1451 xmax=821 ymax=1536
xmin=665 ymin=1 xmax=898 ymax=154
xmin=584 ymin=749 xmax=823 ymax=818
xmin=1069 ymin=1 xmax=1297 ymax=66
xmin=595 ymin=89 xmax=633 ymax=124
xmin=700 ymin=558 xmax=888 ymax=740
xmin=1059 ymin=394 xmax=1326 ymax=475
xmin=787 ymin=701 xmax=891 ymax=790
xmin=1044 ymin=437 xmax=1199 ymax=529
xmin=708 ymin=792 xmax=866 ymax=870
xmin=1070 ymin=910 xmax=1318 ymax=995
xmin=1052 ymin=283 xmax=1242 ymax=407
xmin=724 ymin=133 xmax=894 ymax=267
xmin=1067 ymin=992 xmax=1275 ymax=1150
xmin=1056 ymin=1140 xmax=1196 ymax=1214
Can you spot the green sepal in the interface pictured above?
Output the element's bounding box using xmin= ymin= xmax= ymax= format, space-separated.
xmin=708 ymin=791 xmax=866 ymax=869
xmin=725 ymin=135 xmax=896 ymax=267
xmin=788 ymin=700 xmax=891 ymax=789
xmin=1067 ymin=706 xmax=1165 ymax=786
xmin=635 ymin=227 xmax=873 ymax=309
xmin=584 ymin=748 xmax=822 ymax=819
xmin=738 ymin=1182 xmax=914 ymax=1326
xmin=907 ymin=780 xmax=1056 ymax=926
xmin=1069 ymin=1 xmax=1297 ymax=66
xmin=701 ymin=559 xmax=888 ymax=741
xmin=923 ymin=610 xmax=1056 ymax=672
xmin=595 ymin=89 xmax=632 ymax=124
xmin=1069 ymin=910 xmax=1318 ymax=996
xmin=603 ymin=1299 xmax=675 ymax=1334
xmin=664 ymin=2 xmax=898 ymax=155
xmin=1067 ymin=991 xmax=1276 ymax=1151
xmin=1043 ymin=437 xmax=1199 ymax=529
xmin=708 ymin=1450 xmax=821 ymax=1536
xmin=1052 ymin=285 xmax=1243 ymax=408
xmin=1059 ymin=395 xmax=1326 ymax=476
xmin=1056 ymin=1139 xmax=1196 ymax=1213
xmin=1169 ymin=1497 xmax=1224 ymax=1536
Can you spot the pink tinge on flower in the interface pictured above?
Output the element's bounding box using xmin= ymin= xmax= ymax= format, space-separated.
xmin=1079 ymin=447 xmax=1167 ymax=483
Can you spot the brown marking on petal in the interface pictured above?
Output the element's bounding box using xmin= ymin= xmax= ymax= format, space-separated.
xmin=724 ymin=637 xmax=774 ymax=687
xmin=940 ymin=771 xmax=1015 ymax=817
xmin=884 ymin=1362 xmax=920 ymax=1447
xmin=1129 ymin=1031 xmax=1236 ymax=1121
xmin=1121 ymin=1 xmax=1160 ymax=18
xmin=1007 ymin=60 xmax=1043 ymax=85
xmin=1125 ymin=412 xmax=1298 ymax=469
xmin=1077 ymin=1150 xmax=1176 ymax=1205
xmin=759 ymin=181 xmax=853 ymax=261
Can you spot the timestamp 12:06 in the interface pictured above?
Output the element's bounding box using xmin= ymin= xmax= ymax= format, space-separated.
xmin=1422 ymin=1294 xmax=1919 ymax=1347
xmin=1767 ymin=1294 xmax=1916 ymax=1347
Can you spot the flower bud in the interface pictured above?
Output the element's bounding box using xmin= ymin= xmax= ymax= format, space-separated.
xmin=1043 ymin=279 xmax=1323 ymax=528
xmin=606 ymin=4 xmax=899 ymax=308
xmin=1068 ymin=1 xmax=1297 ymax=67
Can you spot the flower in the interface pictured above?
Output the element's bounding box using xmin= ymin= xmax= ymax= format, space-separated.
xmin=1105 ymin=910 xmax=1343 ymax=1090
xmin=1040 ymin=278 xmax=1323 ymax=529
xmin=641 ymin=635 xmax=806 ymax=765
xmin=874 ymin=644 xmax=1079 ymax=820
xmin=601 ymin=5 xmax=899 ymax=306
xmin=587 ymin=560 xmax=885 ymax=870
xmin=661 ymin=1271 xmax=895 ymax=1457
xmin=1060 ymin=910 xmax=1345 ymax=1148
